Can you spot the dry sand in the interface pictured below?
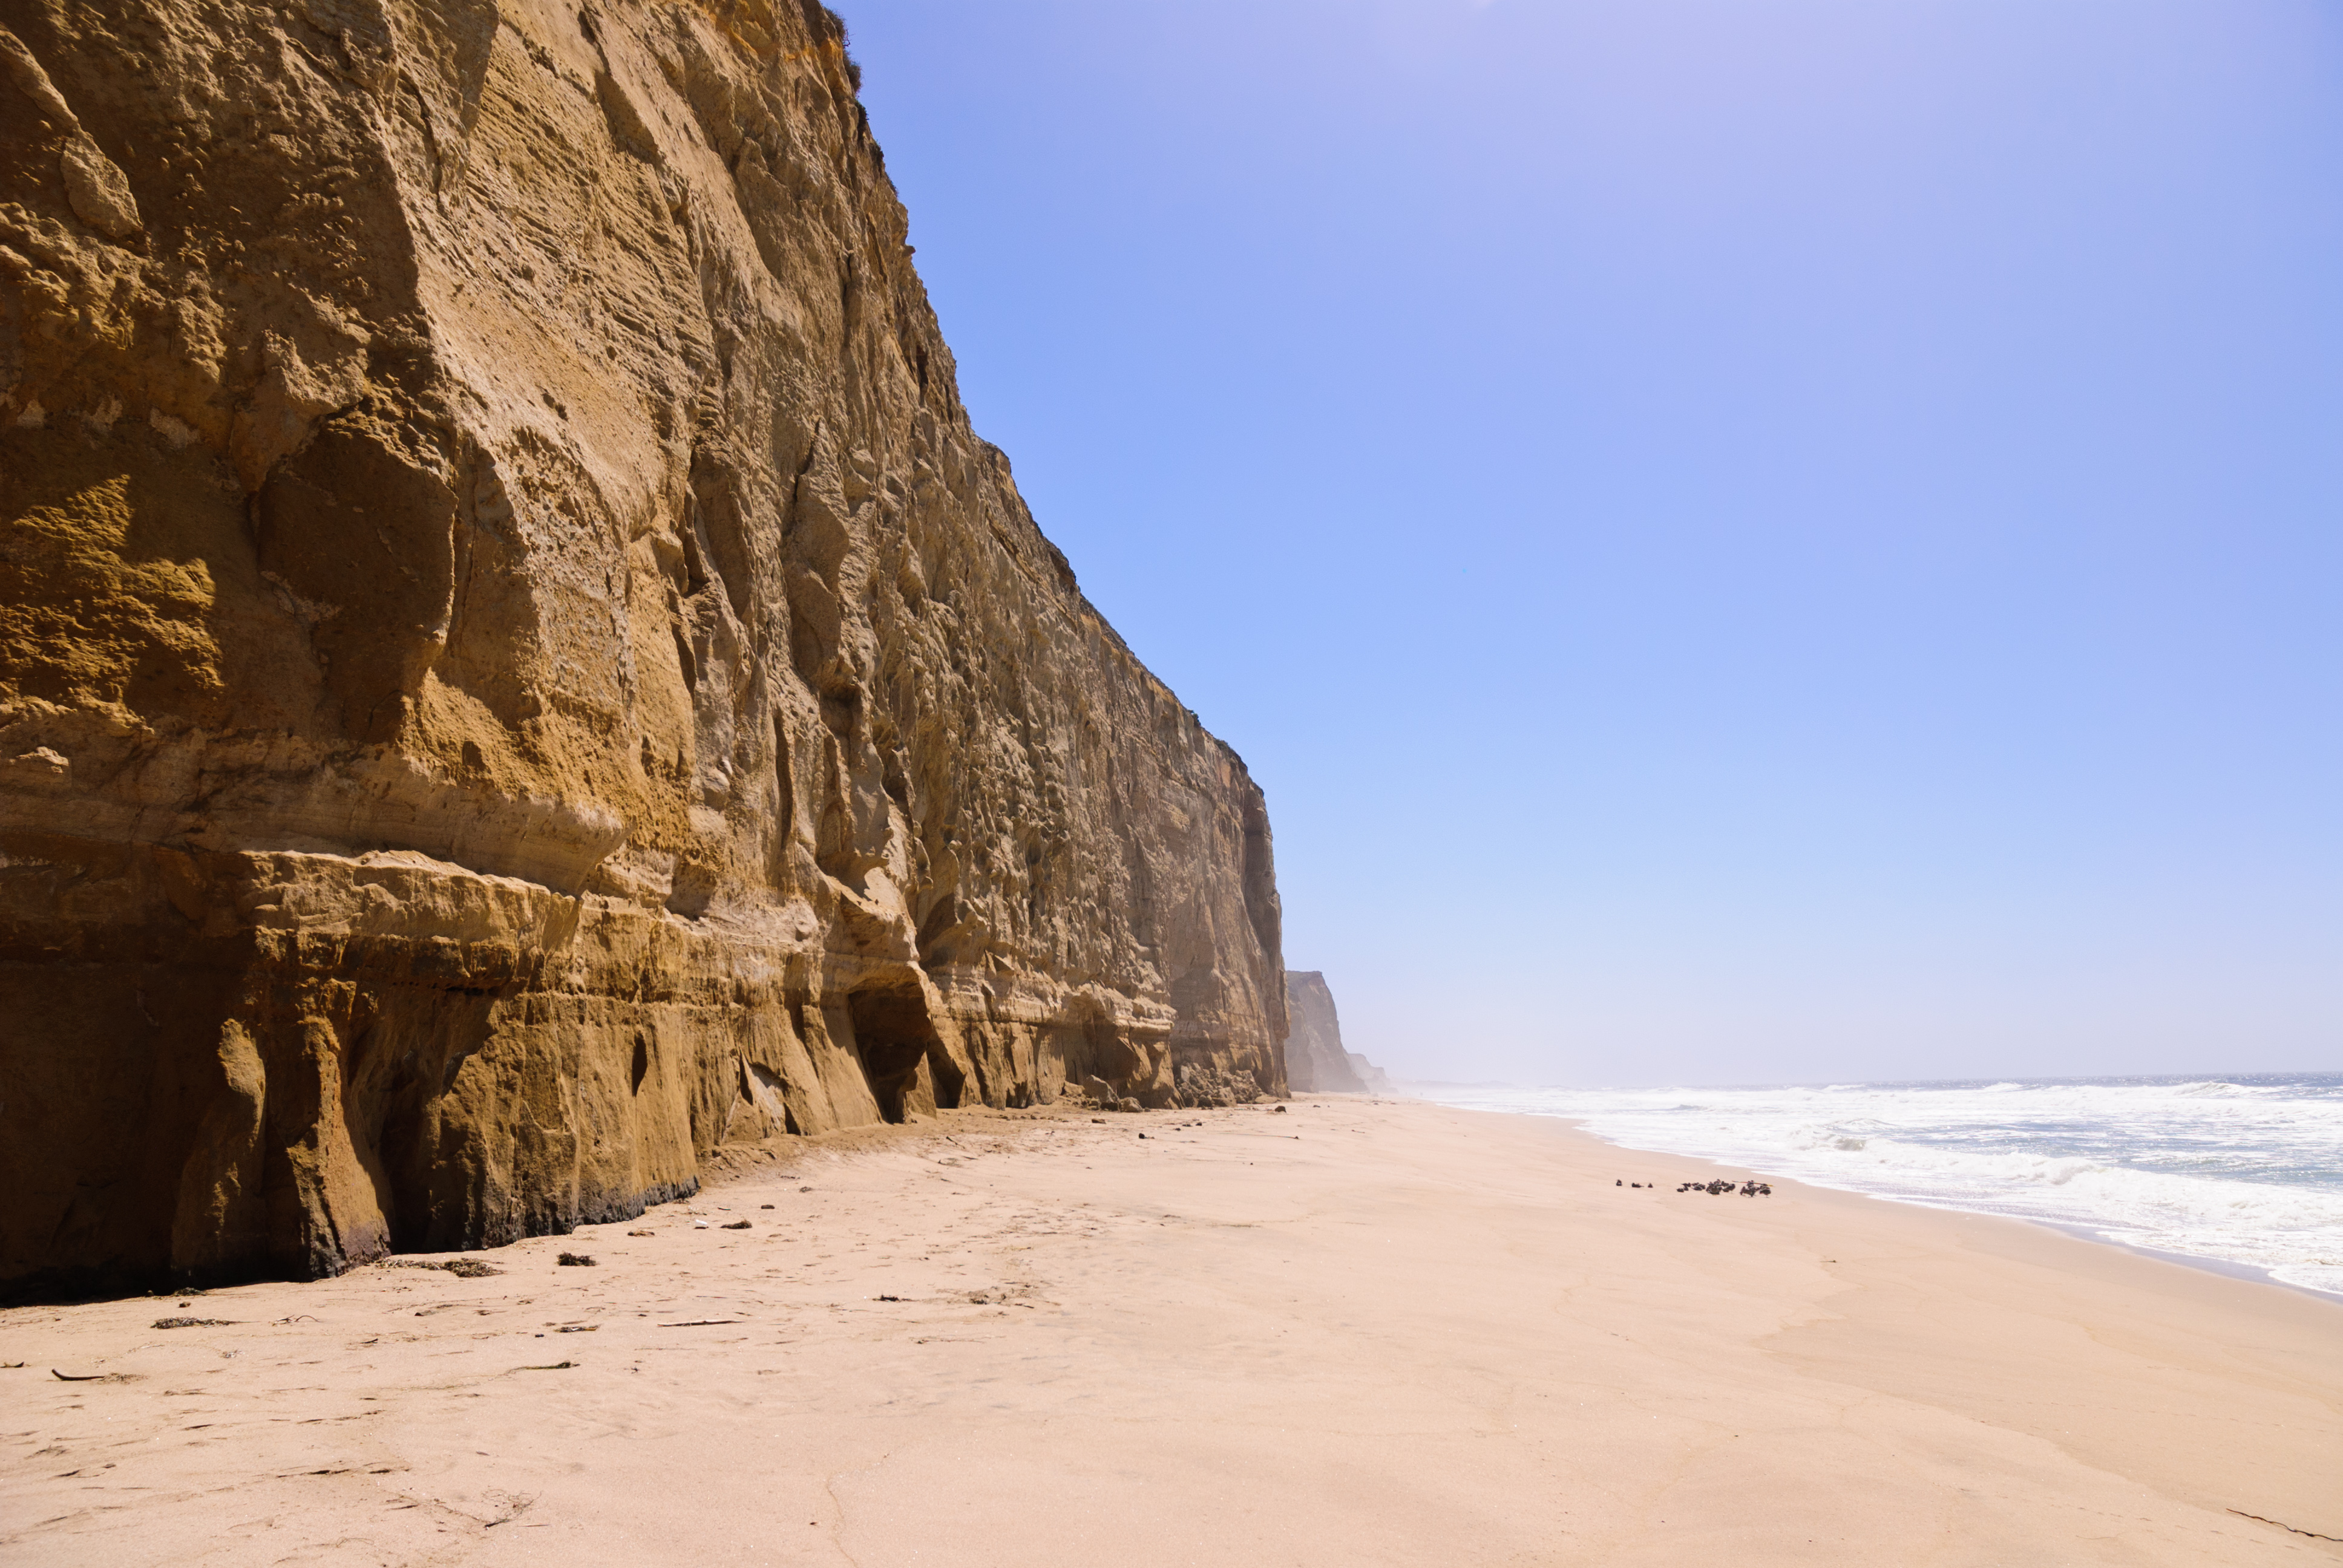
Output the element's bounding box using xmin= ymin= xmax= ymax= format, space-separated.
xmin=3 ymin=1100 xmax=2337 ymax=1566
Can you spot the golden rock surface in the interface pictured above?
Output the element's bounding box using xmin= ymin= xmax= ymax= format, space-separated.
xmin=0 ymin=0 xmax=1288 ymax=1296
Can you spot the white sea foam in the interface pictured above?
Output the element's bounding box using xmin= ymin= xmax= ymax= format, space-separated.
xmin=1418 ymin=1073 xmax=2343 ymax=1296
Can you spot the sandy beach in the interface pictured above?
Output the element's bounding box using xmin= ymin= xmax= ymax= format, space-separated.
xmin=4 ymin=1099 xmax=2336 ymax=1566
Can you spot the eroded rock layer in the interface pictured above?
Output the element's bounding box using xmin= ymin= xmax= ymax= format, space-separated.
xmin=0 ymin=0 xmax=1288 ymax=1298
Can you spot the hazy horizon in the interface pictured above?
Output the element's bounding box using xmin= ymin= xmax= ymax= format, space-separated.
xmin=849 ymin=0 xmax=2342 ymax=1088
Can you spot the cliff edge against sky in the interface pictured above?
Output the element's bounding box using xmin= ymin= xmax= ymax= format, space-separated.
xmin=0 ymin=0 xmax=1288 ymax=1298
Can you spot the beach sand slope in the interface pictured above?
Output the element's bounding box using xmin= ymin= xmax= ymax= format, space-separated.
xmin=4 ymin=1101 xmax=2336 ymax=1565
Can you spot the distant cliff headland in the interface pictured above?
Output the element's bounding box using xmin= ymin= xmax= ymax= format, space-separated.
xmin=0 ymin=0 xmax=1288 ymax=1299
xmin=1285 ymin=972 xmax=1392 ymax=1095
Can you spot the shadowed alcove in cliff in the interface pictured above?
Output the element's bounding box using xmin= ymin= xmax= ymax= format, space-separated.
xmin=844 ymin=982 xmax=963 ymax=1122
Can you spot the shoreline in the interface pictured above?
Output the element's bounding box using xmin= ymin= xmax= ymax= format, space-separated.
xmin=1406 ymin=1078 xmax=2343 ymax=1312
xmin=2031 ymin=1220 xmax=2343 ymax=1304
xmin=5 ymin=1099 xmax=2337 ymax=1565
xmin=1476 ymin=1106 xmax=2343 ymax=1306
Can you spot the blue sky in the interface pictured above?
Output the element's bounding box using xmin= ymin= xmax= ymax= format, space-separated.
xmin=845 ymin=0 xmax=2342 ymax=1086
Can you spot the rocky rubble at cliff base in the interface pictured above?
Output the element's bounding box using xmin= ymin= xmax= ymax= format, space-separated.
xmin=0 ymin=0 xmax=1288 ymax=1299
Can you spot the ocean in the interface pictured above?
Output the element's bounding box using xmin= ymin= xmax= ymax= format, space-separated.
xmin=1417 ymin=1073 xmax=2343 ymax=1297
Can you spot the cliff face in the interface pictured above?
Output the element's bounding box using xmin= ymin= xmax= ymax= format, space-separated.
xmin=0 ymin=0 xmax=1287 ymax=1298
xmin=1284 ymin=972 xmax=1393 ymax=1094
xmin=1283 ymin=972 xmax=1363 ymax=1094
xmin=1345 ymin=1050 xmax=1394 ymax=1097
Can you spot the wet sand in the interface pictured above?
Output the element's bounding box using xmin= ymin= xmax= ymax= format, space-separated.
xmin=4 ymin=1099 xmax=2338 ymax=1566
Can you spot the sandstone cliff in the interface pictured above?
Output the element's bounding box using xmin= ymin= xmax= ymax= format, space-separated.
xmin=0 ymin=0 xmax=1288 ymax=1299
xmin=1283 ymin=971 xmax=1392 ymax=1096
xmin=1284 ymin=972 xmax=1363 ymax=1094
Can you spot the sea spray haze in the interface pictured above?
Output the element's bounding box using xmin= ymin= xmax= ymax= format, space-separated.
xmin=1426 ymin=1075 xmax=2343 ymax=1295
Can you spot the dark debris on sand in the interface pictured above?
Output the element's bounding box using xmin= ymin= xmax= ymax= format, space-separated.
xmin=384 ymin=1257 xmax=504 ymax=1278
